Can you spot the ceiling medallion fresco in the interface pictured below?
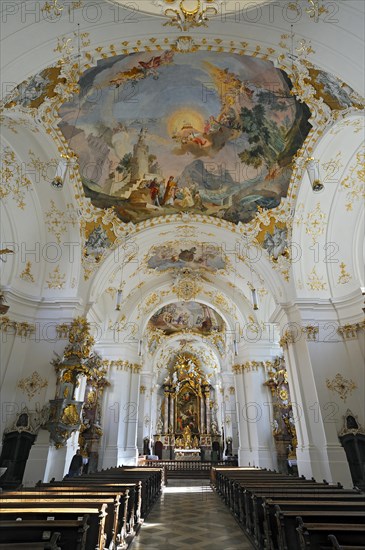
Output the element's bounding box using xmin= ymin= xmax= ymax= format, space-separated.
xmin=148 ymin=301 xmax=224 ymax=335
xmin=58 ymin=50 xmax=311 ymax=225
xmin=147 ymin=242 xmax=226 ymax=271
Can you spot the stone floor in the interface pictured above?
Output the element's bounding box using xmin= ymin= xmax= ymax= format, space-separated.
xmin=131 ymin=479 xmax=254 ymax=550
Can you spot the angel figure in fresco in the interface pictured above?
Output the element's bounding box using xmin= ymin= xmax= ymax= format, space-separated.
xmin=263 ymin=226 xmax=288 ymax=261
xmin=138 ymin=55 xmax=164 ymax=79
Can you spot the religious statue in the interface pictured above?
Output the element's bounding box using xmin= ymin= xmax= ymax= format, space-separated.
xmin=156 ymin=418 xmax=163 ymax=434
xmin=182 ymin=425 xmax=192 ymax=449
xmin=211 ymin=422 xmax=218 ymax=435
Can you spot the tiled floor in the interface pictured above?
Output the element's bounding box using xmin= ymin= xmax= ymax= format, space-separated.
xmin=131 ymin=479 xmax=254 ymax=550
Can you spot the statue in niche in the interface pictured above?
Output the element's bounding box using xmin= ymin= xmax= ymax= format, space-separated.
xmin=156 ymin=418 xmax=163 ymax=434
xmin=182 ymin=425 xmax=192 ymax=449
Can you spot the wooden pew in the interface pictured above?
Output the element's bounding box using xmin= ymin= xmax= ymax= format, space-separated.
xmin=0 ymin=491 xmax=129 ymax=549
xmin=259 ymin=493 xmax=365 ymax=550
xmin=254 ymin=491 xmax=364 ymax=548
xmin=275 ymin=509 xmax=365 ymax=550
xmin=0 ymin=530 xmax=62 ymax=549
xmin=235 ymin=480 xmax=344 ymax=527
xmin=61 ymin=468 xmax=161 ymax=518
xmin=296 ymin=518 xmax=365 ymax=550
xmin=16 ymin=465 xmax=163 ymax=548
xmin=262 ymin=500 xmax=365 ymax=550
xmin=328 ymin=533 xmax=365 ymax=550
xmin=48 ymin=479 xmax=141 ymax=527
xmin=211 ymin=467 xmax=365 ymax=550
xmin=0 ymin=505 xmax=105 ymax=550
xmin=37 ymin=483 xmax=138 ymax=540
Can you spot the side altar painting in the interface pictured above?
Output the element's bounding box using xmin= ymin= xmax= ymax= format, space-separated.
xmin=59 ymin=50 xmax=311 ymax=224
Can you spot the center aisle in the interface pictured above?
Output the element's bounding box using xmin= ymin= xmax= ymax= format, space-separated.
xmin=131 ymin=479 xmax=254 ymax=550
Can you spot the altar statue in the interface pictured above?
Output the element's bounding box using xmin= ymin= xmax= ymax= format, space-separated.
xmin=182 ymin=425 xmax=192 ymax=449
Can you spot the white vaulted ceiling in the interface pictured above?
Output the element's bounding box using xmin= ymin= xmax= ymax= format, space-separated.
xmin=0 ymin=0 xmax=364 ymax=368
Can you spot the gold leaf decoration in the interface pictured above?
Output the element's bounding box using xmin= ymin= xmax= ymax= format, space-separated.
xmin=46 ymin=265 xmax=66 ymax=289
xmin=45 ymin=200 xmax=77 ymax=244
xmin=340 ymin=148 xmax=365 ymax=211
xmin=20 ymin=261 xmax=35 ymax=283
xmin=326 ymin=373 xmax=357 ymax=402
xmin=338 ymin=262 xmax=352 ymax=285
xmin=306 ymin=266 xmax=327 ymax=291
xmin=0 ymin=146 xmax=32 ymax=209
xmin=17 ymin=371 xmax=48 ymax=399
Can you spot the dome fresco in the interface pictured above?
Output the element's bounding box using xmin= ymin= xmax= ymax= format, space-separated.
xmin=58 ymin=50 xmax=311 ymax=224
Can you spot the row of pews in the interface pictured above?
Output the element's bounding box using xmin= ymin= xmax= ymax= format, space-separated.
xmin=0 ymin=466 xmax=163 ymax=549
xmin=212 ymin=467 xmax=365 ymax=550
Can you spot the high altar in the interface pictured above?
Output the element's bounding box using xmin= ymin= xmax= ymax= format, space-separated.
xmin=153 ymin=354 xmax=222 ymax=460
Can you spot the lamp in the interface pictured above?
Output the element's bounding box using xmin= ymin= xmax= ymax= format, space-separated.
xmin=115 ymin=253 xmax=125 ymax=311
xmin=251 ymin=287 xmax=259 ymax=311
xmin=306 ymin=157 xmax=324 ymax=192
xmin=51 ymin=159 xmax=68 ymax=189
xmin=244 ymin=234 xmax=260 ymax=311
xmin=115 ymin=289 xmax=123 ymax=311
xmin=233 ymin=339 xmax=238 ymax=356
xmin=138 ymin=339 xmax=143 ymax=357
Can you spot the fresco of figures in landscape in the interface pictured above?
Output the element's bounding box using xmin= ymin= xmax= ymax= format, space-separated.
xmin=148 ymin=302 xmax=224 ymax=335
xmin=147 ymin=242 xmax=226 ymax=271
xmin=59 ymin=50 xmax=312 ymax=224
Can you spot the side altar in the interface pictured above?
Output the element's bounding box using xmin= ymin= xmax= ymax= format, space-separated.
xmin=153 ymin=353 xmax=222 ymax=460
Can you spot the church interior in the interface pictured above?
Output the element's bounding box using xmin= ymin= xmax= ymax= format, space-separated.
xmin=0 ymin=0 xmax=364 ymax=548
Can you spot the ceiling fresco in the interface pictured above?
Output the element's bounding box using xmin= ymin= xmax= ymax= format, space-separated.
xmin=148 ymin=301 xmax=225 ymax=335
xmin=147 ymin=242 xmax=226 ymax=271
xmin=58 ymin=50 xmax=312 ymax=225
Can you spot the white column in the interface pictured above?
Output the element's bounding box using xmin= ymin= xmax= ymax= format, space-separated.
xmin=234 ymin=365 xmax=251 ymax=466
xmin=274 ymin=302 xmax=354 ymax=487
xmin=100 ymin=365 xmax=140 ymax=468
xmin=137 ymin=373 xmax=153 ymax=453
xmin=43 ymin=430 xmax=80 ymax=482
xmin=169 ymin=395 xmax=174 ymax=432
xmin=200 ymin=393 xmax=205 ymax=432
xmin=234 ymin=338 xmax=279 ymax=469
xmin=242 ymin=366 xmax=276 ymax=469
xmin=206 ymin=392 xmax=211 ymax=433
xmin=163 ymin=392 xmax=169 ymax=433
xmin=221 ymin=373 xmax=238 ymax=453
xmin=119 ymin=369 xmax=140 ymax=465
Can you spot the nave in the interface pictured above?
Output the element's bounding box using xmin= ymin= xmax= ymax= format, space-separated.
xmin=132 ymin=479 xmax=253 ymax=550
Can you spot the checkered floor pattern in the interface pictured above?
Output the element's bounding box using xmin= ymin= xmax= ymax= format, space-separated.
xmin=131 ymin=479 xmax=254 ymax=550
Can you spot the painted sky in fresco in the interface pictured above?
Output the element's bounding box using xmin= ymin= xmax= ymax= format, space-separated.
xmin=59 ymin=50 xmax=311 ymax=224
